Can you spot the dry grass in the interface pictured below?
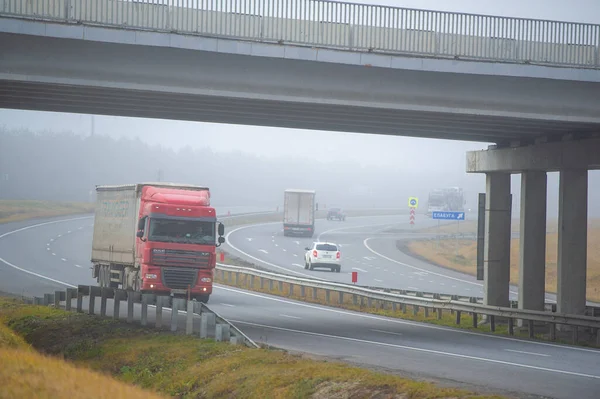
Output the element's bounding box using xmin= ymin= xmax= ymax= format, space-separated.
xmin=0 ymin=348 xmax=166 ymax=399
xmin=0 ymin=297 xmax=504 ymax=399
xmin=0 ymin=299 xmax=164 ymax=399
xmin=0 ymin=323 xmax=30 ymax=351
xmin=0 ymin=200 xmax=94 ymax=224
xmin=407 ymin=219 xmax=600 ymax=302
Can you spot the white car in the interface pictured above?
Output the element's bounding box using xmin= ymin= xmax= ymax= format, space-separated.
xmin=304 ymin=242 xmax=341 ymax=272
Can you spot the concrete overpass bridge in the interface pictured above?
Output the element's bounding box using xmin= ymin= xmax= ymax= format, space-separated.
xmin=1 ymin=0 xmax=600 ymax=319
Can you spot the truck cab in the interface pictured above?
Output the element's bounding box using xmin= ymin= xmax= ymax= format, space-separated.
xmin=91 ymin=183 xmax=225 ymax=303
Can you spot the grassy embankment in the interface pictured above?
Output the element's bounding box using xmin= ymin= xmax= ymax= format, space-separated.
xmin=404 ymin=219 xmax=600 ymax=303
xmin=0 ymin=200 xmax=94 ymax=224
xmin=0 ymin=297 xmax=504 ymax=399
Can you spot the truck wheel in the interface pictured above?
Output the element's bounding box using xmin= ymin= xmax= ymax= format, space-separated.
xmin=304 ymin=262 xmax=309 ymax=270
xmin=196 ymin=295 xmax=210 ymax=304
xmin=336 ymin=266 xmax=341 ymax=273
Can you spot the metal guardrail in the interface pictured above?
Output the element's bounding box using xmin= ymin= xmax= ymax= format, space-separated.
xmin=215 ymin=263 xmax=600 ymax=345
xmin=363 ymin=286 xmax=600 ymax=317
xmin=31 ymin=285 xmax=259 ymax=348
xmin=1 ymin=0 xmax=599 ymax=68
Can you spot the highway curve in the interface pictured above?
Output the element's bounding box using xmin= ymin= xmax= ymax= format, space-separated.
xmin=223 ymin=214 xmax=562 ymax=304
xmin=1 ymin=215 xmax=600 ymax=399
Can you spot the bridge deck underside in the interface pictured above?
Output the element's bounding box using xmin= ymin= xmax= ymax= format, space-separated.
xmin=0 ymin=79 xmax=598 ymax=145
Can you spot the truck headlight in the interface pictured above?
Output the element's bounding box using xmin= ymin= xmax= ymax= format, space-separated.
xmin=145 ymin=273 xmax=157 ymax=279
xmin=200 ymin=277 xmax=212 ymax=283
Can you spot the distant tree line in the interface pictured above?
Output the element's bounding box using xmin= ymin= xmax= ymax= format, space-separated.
xmin=7 ymin=127 xmax=597 ymax=215
xmin=0 ymin=127 xmax=452 ymax=208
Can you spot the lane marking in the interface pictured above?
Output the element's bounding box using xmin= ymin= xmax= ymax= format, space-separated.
xmin=225 ymin=225 xmax=328 ymax=280
xmin=0 ymin=256 xmax=76 ymax=288
xmin=258 ymin=249 xmax=269 ymax=254
xmin=352 ymin=267 xmax=368 ymax=273
xmin=67 ymin=231 xmax=72 ymax=234
xmin=364 ymin=238 xmax=556 ymax=304
xmin=364 ymin=238 xmax=484 ymax=288
xmin=280 ymin=314 xmax=302 ymax=319
xmin=505 ymin=349 xmax=550 ymax=357
xmin=371 ymin=329 xmax=403 ymax=337
xmin=0 ymin=216 xmax=92 ymax=240
xmin=61 ymin=258 xmax=67 ymax=262
xmin=293 ymin=254 xmax=298 ymax=257
xmin=220 ymin=303 xmax=236 ymax=307
xmin=215 ymin=285 xmax=600 ymax=354
xmin=374 ymin=279 xmax=383 ymax=283
xmin=246 ymin=238 xmax=253 ymax=242
xmin=408 ymin=286 xmax=419 ymax=290
xmin=292 ymin=263 xmax=304 ymax=268
xmin=231 ymin=320 xmax=600 ymax=380
xmin=282 ymin=248 xmax=286 ymax=252
xmin=74 ymin=264 xmax=82 ymax=268
xmin=2 ymin=215 xmax=595 ymax=359
xmin=51 ymin=253 xmax=56 ymax=256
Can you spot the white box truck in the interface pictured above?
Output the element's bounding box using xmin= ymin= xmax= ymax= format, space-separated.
xmin=283 ymin=189 xmax=316 ymax=237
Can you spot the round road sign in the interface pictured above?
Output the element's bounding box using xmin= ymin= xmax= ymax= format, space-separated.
xmin=410 ymin=199 xmax=417 ymax=206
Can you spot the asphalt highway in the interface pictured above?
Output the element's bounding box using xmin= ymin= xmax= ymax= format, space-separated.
xmin=1 ymin=215 xmax=600 ymax=398
xmin=224 ymin=215 xmax=564 ymax=304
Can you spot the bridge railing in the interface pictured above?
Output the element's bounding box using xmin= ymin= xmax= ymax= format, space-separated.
xmin=215 ymin=263 xmax=600 ymax=346
xmin=1 ymin=0 xmax=598 ymax=68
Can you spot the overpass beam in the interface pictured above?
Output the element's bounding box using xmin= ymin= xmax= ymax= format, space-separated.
xmin=484 ymin=172 xmax=512 ymax=308
xmin=518 ymin=171 xmax=547 ymax=313
xmin=557 ymin=169 xmax=588 ymax=316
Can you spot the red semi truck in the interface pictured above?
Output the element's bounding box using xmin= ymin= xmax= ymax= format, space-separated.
xmin=90 ymin=183 xmax=225 ymax=303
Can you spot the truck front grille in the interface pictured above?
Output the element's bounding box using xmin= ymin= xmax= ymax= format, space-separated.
xmin=162 ymin=267 xmax=198 ymax=289
xmin=152 ymin=249 xmax=211 ymax=268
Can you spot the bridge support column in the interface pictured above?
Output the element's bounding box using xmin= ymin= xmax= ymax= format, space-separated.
xmin=557 ymin=169 xmax=588 ymax=316
xmin=484 ymin=172 xmax=512 ymax=308
xmin=518 ymin=171 xmax=547 ymax=314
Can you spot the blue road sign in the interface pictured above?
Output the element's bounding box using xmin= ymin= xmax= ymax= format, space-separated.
xmin=432 ymin=211 xmax=466 ymax=220
xmin=409 ymin=199 xmax=417 ymax=206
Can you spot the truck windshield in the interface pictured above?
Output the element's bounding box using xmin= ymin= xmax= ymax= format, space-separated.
xmin=429 ymin=196 xmax=445 ymax=205
xmin=148 ymin=219 xmax=215 ymax=245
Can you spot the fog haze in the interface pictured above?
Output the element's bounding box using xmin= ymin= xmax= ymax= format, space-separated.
xmin=1 ymin=0 xmax=599 ymax=216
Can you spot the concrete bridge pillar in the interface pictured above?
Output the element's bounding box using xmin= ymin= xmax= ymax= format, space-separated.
xmin=557 ymin=169 xmax=588 ymax=316
xmin=467 ymin=138 xmax=596 ymax=317
xmin=518 ymin=171 xmax=547 ymax=313
xmin=484 ymin=172 xmax=512 ymax=308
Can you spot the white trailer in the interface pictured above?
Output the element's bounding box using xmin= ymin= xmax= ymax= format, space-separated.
xmin=283 ymin=189 xmax=316 ymax=237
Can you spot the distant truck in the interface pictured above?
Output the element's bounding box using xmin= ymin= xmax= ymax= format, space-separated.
xmin=327 ymin=207 xmax=346 ymax=221
xmin=283 ymin=189 xmax=316 ymax=237
xmin=427 ymin=187 xmax=466 ymax=216
xmin=90 ymin=183 xmax=225 ymax=303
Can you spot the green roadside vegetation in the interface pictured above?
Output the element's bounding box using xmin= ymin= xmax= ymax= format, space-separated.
xmin=0 ymin=200 xmax=94 ymax=224
xmin=0 ymin=297 xmax=504 ymax=399
xmin=404 ymin=219 xmax=600 ymax=303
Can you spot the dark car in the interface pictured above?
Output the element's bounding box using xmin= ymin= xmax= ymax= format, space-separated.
xmin=327 ymin=207 xmax=346 ymax=221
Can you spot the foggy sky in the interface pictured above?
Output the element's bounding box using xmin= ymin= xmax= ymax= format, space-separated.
xmin=1 ymin=0 xmax=599 ymax=216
